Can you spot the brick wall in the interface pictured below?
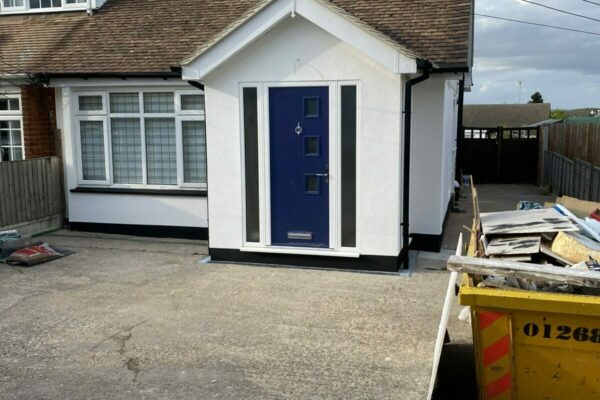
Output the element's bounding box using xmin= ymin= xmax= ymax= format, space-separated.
xmin=21 ymin=85 xmax=58 ymax=159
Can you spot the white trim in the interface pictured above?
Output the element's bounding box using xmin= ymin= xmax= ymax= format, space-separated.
xmin=182 ymin=0 xmax=417 ymax=80
xmin=240 ymin=246 xmax=360 ymax=258
xmin=0 ymin=0 xmax=93 ymax=15
xmin=0 ymin=93 xmax=22 ymax=115
xmin=176 ymin=90 xmax=207 ymax=117
xmin=0 ymin=116 xmax=25 ymax=162
xmin=51 ymin=78 xmax=187 ymax=89
xmin=75 ymin=115 xmax=110 ymax=185
xmin=0 ymin=92 xmax=25 ymax=162
xmin=70 ymin=87 xmax=207 ymax=190
xmin=74 ymin=91 xmax=107 ymax=116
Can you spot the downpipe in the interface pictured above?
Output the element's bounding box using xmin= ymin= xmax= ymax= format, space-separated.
xmin=401 ymin=62 xmax=431 ymax=269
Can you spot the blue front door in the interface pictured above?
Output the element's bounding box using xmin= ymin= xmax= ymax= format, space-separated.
xmin=269 ymin=87 xmax=329 ymax=248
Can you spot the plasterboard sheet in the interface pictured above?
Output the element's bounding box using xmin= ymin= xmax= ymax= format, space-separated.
xmin=484 ymin=235 xmax=541 ymax=256
xmin=480 ymin=209 xmax=578 ymax=235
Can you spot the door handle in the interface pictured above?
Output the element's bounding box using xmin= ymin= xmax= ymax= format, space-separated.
xmin=314 ymin=164 xmax=329 ymax=183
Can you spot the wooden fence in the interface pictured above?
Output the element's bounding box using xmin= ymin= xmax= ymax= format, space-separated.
xmin=547 ymin=123 xmax=600 ymax=165
xmin=544 ymin=152 xmax=600 ymax=202
xmin=0 ymin=157 xmax=63 ymax=229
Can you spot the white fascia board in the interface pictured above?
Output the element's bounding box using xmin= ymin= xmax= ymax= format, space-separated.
xmin=182 ymin=0 xmax=291 ymax=81
xmin=296 ymin=0 xmax=416 ymax=74
xmin=49 ymin=78 xmax=187 ymax=88
xmin=182 ymin=0 xmax=417 ymax=81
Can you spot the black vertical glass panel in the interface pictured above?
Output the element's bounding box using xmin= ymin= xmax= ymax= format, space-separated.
xmin=243 ymin=88 xmax=260 ymax=243
xmin=341 ymin=86 xmax=357 ymax=248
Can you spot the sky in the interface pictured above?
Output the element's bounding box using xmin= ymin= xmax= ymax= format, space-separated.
xmin=466 ymin=0 xmax=600 ymax=109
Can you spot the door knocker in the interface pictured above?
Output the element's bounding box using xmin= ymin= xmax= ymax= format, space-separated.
xmin=295 ymin=122 xmax=303 ymax=136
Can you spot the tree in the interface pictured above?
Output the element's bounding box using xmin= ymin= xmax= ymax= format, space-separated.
xmin=529 ymin=92 xmax=544 ymax=104
xmin=551 ymin=109 xmax=567 ymax=120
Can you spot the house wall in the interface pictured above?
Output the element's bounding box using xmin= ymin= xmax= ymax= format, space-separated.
xmin=204 ymin=16 xmax=404 ymax=257
xmin=21 ymin=85 xmax=58 ymax=159
xmin=410 ymin=76 xmax=460 ymax=240
xmin=54 ymin=84 xmax=209 ymax=232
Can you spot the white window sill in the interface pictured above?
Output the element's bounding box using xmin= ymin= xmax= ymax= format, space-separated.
xmin=240 ymin=246 xmax=360 ymax=258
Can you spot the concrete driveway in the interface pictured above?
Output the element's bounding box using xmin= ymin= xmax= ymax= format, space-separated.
xmin=0 ymin=231 xmax=455 ymax=400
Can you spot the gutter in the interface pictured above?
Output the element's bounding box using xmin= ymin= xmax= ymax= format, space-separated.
xmin=401 ymin=61 xmax=432 ymax=269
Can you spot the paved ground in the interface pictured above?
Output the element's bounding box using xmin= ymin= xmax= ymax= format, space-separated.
xmin=1 ymin=231 xmax=454 ymax=400
xmin=0 ymin=184 xmax=553 ymax=399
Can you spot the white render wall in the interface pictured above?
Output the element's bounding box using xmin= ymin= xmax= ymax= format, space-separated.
xmin=410 ymin=76 xmax=460 ymax=236
xmin=204 ymin=16 xmax=404 ymax=256
xmin=55 ymin=85 xmax=209 ymax=229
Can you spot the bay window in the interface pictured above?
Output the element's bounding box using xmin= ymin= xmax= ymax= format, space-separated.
xmin=0 ymin=94 xmax=24 ymax=162
xmin=75 ymin=90 xmax=206 ymax=189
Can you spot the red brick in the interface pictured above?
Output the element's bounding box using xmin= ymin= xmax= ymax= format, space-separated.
xmin=21 ymin=85 xmax=58 ymax=160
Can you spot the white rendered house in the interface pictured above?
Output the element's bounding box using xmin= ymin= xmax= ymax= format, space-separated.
xmin=0 ymin=0 xmax=474 ymax=271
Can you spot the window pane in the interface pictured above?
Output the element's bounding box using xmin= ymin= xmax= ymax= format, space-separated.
xmin=80 ymin=120 xmax=106 ymax=181
xmin=341 ymin=86 xmax=357 ymax=248
xmin=0 ymin=99 xmax=20 ymax=111
xmin=143 ymin=93 xmax=174 ymax=113
xmin=243 ymin=88 xmax=260 ymax=243
xmin=3 ymin=0 xmax=24 ymax=7
xmin=304 ymin=97 xmax=320 ymax=118
xmin=182 ymin=120 xmax=206 ymax=184
xmin=1 ymin=148 xmax=9 ymax=162
xmin=145 ymin=118 xmax=176 ymax=185
xmin=11 ymin=130 xmax=21 ymax=145
xmin=305 ymin=175 xmax=320 ymax=194
xmin=12 ymin=147 xmax=23 ymax=161
xmin=79 ymin=95 xmax=103 ymax=112
xmin=0 ymin=131 xmax=9 ymax=145
xmin=304 ymin=136 xmax=319 ymax=156
xmin=181 ymin=94 xmax=204 ymax=111
xmin=111 ymin=118 xmax=142 ymax=184
xmin=110 ymin=93 xmax=140 ymax=113
xmin=8 ymin=98 xmax=19 ymax=110
xmin=30 ymin=0 xmax=61 ymax=8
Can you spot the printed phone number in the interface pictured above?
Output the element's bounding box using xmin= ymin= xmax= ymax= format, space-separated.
xmin=523 ymin=323 xmax=600 ymax=343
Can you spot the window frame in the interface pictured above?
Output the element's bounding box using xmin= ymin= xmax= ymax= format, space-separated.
xmin=0 ymin=0 xmax=88 ymax=14
xmin=177 ymin=90 xmax=206 ymax=116
xmin=75 ymin=115 xmax=110 ymax=185
xmin=76 ymin=92 xmax=107 ymax=116
xmin=176 ymin=116 xmax=207 ymax=188
xmin=0 ymin=93 xmax=21 ymax=115
xmin=73 ymin=88 xmax=206 ymax=190
xmin=0 ymin=93 xmax=25 ymax=163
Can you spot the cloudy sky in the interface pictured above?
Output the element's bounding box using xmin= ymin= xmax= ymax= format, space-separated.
xmin=466 ymin=0 xmax=600 ymax=109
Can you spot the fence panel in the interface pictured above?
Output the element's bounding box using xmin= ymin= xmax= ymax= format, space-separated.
xmin=547 ymin=123 xmax=600 ymax=165
xmin=0 ymin=157 xmax=63 ymax=228
xmin=545 ymin=151 xmax=600 ymax=203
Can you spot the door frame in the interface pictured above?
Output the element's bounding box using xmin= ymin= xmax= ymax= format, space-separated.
xmin=239 ymin=80 xmax=361 ymax=256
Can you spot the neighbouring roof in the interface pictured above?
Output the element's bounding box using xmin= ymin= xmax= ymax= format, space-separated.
xmin=463 ymin=104 xmax=552 ymax=128
xmin=0 ymin=0 xmax=472 ymax=76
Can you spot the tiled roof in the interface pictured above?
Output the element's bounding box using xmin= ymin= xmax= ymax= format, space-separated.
xmin=463 ymin=104 xmax=552 ymax=128
xmin=0 ymin=0 xmax=472 ymax=75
